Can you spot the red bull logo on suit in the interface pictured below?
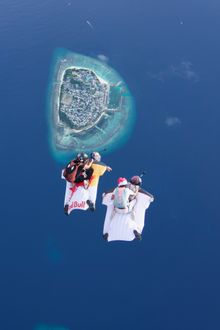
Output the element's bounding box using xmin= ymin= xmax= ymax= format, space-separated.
xmin=69 ymin=201 xmax=86 ymax=209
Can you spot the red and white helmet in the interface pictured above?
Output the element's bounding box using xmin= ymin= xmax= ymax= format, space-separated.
xmin=117 ymin=177 xmax=128 ymax=187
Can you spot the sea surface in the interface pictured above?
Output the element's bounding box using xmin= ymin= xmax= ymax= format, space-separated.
xmin=1 ymin=0 xmax=220 ymax=329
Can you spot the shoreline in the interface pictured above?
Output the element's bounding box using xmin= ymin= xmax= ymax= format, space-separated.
xmin=48 ymin=48 xmax=136 ymax=162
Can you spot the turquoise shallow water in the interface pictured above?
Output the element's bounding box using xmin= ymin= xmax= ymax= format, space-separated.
xmin=47 ymin=48 xmax=135 ymax=163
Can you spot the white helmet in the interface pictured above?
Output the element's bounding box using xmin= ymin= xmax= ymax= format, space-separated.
xmin=91 ymin=151 xmax=101 ymax=162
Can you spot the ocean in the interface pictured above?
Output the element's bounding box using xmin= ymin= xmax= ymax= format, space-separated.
xmin=1 ymin=0 xmax=220 ymax=329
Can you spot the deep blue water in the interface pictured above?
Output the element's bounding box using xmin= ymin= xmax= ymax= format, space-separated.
xmin=1 ymin=1 xmax=220 ymax=329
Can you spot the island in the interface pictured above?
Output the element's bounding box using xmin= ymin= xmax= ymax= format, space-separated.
xmin=47 ymin=48 xmax=135 ymax=162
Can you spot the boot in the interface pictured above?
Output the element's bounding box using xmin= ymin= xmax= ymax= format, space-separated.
xmin=133 ymin=230 xmax=142 ymax=241
xmin=64 ymin=204 xmax=69 ymax=215
xmin=86 ymin=200 xmax=95 ymax=211
xmin=103 ymin=233 xmax=108 ymax=241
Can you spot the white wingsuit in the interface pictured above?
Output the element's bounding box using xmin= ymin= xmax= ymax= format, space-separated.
xmin=62 ymin=170 xmax=91 ymax=213
xmin=62 ymin=160 xmax=110 ymax=214
xmin=102 ymin=188 xmax=154 ymax=242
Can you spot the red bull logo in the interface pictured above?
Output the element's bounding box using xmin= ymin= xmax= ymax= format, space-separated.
xmin=69 ymin=200 xmax=86 ymax=209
